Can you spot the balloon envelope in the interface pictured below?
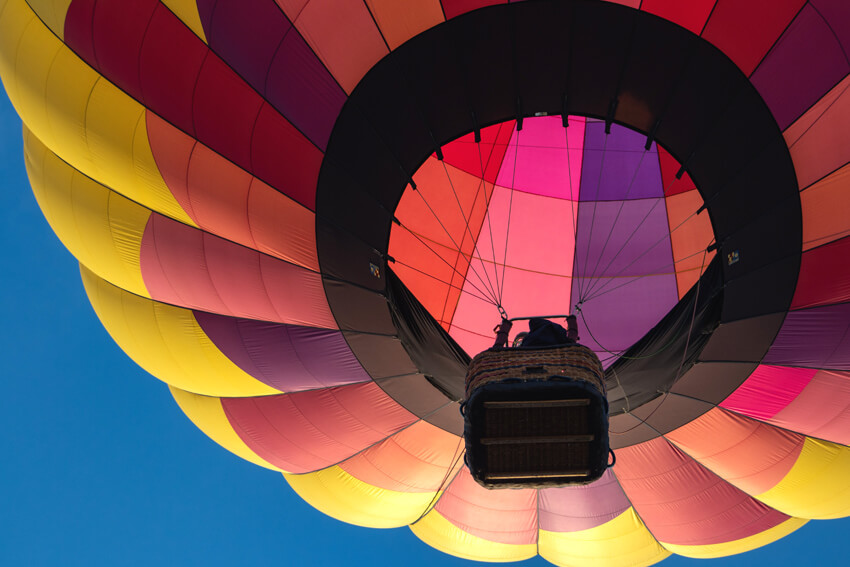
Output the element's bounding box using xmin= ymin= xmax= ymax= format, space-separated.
xmin=2 ymin=0 xmax=850 ymax=565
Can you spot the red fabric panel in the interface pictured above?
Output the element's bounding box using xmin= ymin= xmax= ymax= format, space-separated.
xmin=434 ymin=468 xmax=537 ymax=544
xmin=441 ymin=121 xmax=514 ymax=184
xmin=192 ymin=55 xmax=264 ymax=173
xmin=441 ymin=0 xmax=505 ymax=20
xmin=90 ymin=0 xmax=158 ymax=96
xmin=138 ymin=4 xmax=207 ymax=135
xmin=251 ymin=102 xmax=323 ymax=210
xmin=338 ymin=421 xmax=464 ymax=492
xmin=221 ymin=382 xmax=417 ymax=473
xmin=791 ymin=236 xmax=850 ymax=309
xmin=701 ymin=0 xmax=806 ymax=76
xmin=768 ymin=370 xmax=850 ymax=445
xmin=665 ymin=408 xmax=805 ymax=495
xmin=139 ymin=214 xmax=335 ymax=328
xmin=64 ymin=0 xmax=101 ymax=70
xmin=657 ymin=145 xmax=697 ymax=197
xmin=641 ymin=0 xmax=716 ymax=35
xmin=615 ymin=438 xmax=791 ymax=545
xmin=720 ymin=365 xmax=816 ymax=421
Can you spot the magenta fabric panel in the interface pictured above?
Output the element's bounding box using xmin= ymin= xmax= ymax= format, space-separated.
xmin=434 ymin=468 xmax=538 ymax=545
xmin=538 ymin=470 xmax=631 ymax=533
xmin=193 ymin=312 xmax=370 ymax=391
xmin=139 ymin=214 xmax=335 ymax=328
xmin=64 ymin=0 xmax=322 ymax=210
xmin=768 ymin=370 xmax=850 ymax=445
xmin=751 ymin=4 xmax=850 ymax=130
xmin=64 ymin=0 xmax=98 ymax=65
xmin=221 ymin=382 xmax=417 ymax=473
xmin=198 ymin=0 xmax=346 ymax=150
xmin=442 ymin=0 xmax=506 ymax=20
xmin=763 ymin=303 xmax=850 ymax=370
xmin=719 ymin=365 xmax=817 ymax=421
xmin=579 ymin=122 xmax=664 ymax=201
xmin=811 ymin=0 xmax=850 ymax=57
xmin=614 ymin=438 xmax=791 ymax=546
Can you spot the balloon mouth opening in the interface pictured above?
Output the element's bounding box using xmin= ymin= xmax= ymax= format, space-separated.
xmin=388 ymin=115 xmax=714 ymax=366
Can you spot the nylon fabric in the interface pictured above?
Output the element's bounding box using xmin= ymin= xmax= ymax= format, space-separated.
xmin=538 ymin=508 xmax=670 ymax=567
xmin=82 ymin=266 xmax=281 ymax=397
xmin=284 ymin=466 xmax=438 ymax=528
xmin=0 ymin=0 xmax=193 ymax=225
xmin=410 ymin=509 xmax=537 ymax=563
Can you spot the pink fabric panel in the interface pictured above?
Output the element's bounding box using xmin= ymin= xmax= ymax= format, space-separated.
xmin=539 ymin=470 xmax=631 ymax=533
xmin=139 ymin=214 xmax=335 ymax=328
xmin=719 ymin=365 xmax=816 ymax=421
xmin=449 ymin=185 xmax=577 ymax=355
xmin=221 ymin=382 xmax=417 ymax=473
xmin=338 ymin=421 xmax=464 ymax=492
xmin=665 ymin=408 xmax=805 ymax=496
xmin=614 ymin=437 xmax=791 ymax=545
xmin=494 ymin=116 xmax=585 ymax=200
xmin=764 ymin=370 xmax=850 ymax=445
xmin=434 ymin=468 xmax=538 ymax=545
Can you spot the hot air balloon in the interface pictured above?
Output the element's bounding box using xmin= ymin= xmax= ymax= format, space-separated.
xmin=1 ymin=0 xmax=849 ymax=565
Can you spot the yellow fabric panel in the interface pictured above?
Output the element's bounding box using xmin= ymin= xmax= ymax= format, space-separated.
xmin=169 ymin=385 xmax=282 ymax=472
xmin=410 ymin=510 xmax=537 ymax=563
xmin=161 ymin=0 xmax=208 ymax=42
xmin=25 ymin=128 xmax=150 ymax=297
xmin=0 ymin=0 xmax=194 ymax=225
xmin=539 ymin=509 xmax=669 ymax=567
xmin=19 ymin=0 xmax=72 ymax=38
xmin=755 ymin=438 xmax=850 ymax=519
xmin=81 ymin=266 xmax=282 ymax=398
xmin=284 ymin=466 xmax=437 ymax=528
xmin=661 ymin=517 xmax=808 ymax=559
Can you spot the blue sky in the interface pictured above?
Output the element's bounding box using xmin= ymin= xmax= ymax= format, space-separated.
xmin=1 ymin=85 xmax=848 ymax=567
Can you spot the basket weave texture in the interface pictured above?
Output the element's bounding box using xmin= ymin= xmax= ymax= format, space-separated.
xmin=464 ymin=343 xmax=605 ymax=399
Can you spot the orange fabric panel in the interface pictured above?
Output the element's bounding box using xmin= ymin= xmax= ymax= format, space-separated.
xmin=801 ymin=162 xmax=850 ymax=251
xmin=338 ymin=421 xmax=464 ymax=492
xmin=666 ymin=408 xmax=805 ymax=496
xmin=366 ymin=0 xmax=445 ymax=49
xmin=293 ymin=0 xmax=389 ymax=93
xmin=784 ymin=74 xmax=850 ymax=190
xmin=390 ymin=158 xmax=495 ymax=326
xmin=664 ymin=189 xmax=715 ymax=298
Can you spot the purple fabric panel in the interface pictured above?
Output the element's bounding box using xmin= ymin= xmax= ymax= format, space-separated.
xmin=573 ymin=198 xmax=675 ymax=277
xmin=751 ymin=4 xmax=850 ymax=130
xmin=266 ymin=25 xmax=347 ymax=150
xmin=539 ymin=470 xmax=631 ymax=532
xmin=812 ymin=0 xmax=850 ymax=58
xmin=194 ymin=311 xmax=371 ymax=391
xmin=204 ymin=0 xmax=291 ymax=93
xmin=763 ymin=303 xmax=850 ymax=370
xmin=197 ymin=0 xmax=345 ymax=150
xmin=579 ymin=121 xmax=663 ymax=201
xmin=570 ymin=273 xmax=679 ymax=363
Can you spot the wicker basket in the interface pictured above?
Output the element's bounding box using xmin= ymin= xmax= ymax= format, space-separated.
xmin=462 ymin=343 xmax=609 ymax=489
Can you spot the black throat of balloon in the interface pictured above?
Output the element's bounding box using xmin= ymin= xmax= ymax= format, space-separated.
xmin=385 ymin=256 xmax=724 ymax=413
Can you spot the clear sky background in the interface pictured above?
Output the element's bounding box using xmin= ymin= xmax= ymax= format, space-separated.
xmin=1 ymin=85 xmax=848 ymax=567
